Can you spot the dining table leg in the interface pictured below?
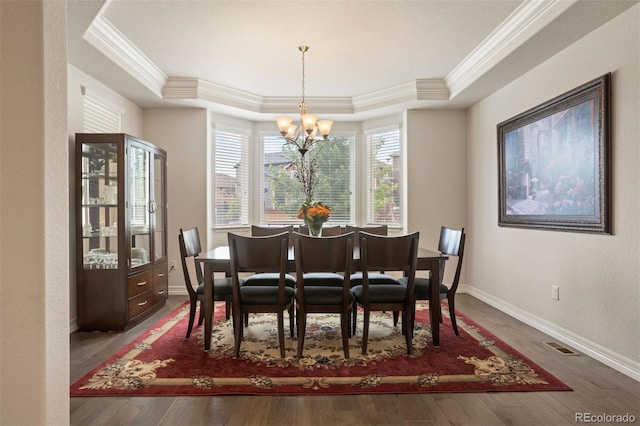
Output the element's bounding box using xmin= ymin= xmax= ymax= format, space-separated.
xmin=203 ymin=262 xmax=213 ymax=351
xmin=430 ymin=257 xmax=441 ymax=347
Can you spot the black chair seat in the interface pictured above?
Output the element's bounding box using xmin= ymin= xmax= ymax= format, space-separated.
xmin=196 ymin=277 xmax=235 ymax=296
xmin=349 ymin=272 xmax=398 ymax=286
xmin=240 ymin=286 xmax=294 ymax=305
xmin=295 ymin=286 xmax=353 ymax=305
xmin=243 ymin=273 xmax=296 ymax=287
xmin=352 ymin=284 xmax=407 ymax=303
xmin=399 ymin=277 xmax=449 ymax=299
xmin=301 ymin=272 xmax=344 ymax=286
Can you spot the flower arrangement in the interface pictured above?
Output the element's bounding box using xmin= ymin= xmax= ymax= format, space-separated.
xmin=297 ymin=200 xmax=331 ymax=236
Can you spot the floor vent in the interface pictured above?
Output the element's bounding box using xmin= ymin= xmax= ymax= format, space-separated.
xmin=545 ymin=341 xmax=579 ymax=355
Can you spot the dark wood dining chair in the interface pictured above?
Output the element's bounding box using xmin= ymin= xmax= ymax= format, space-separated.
xmin=179 ymin=227 xmax=233 ymax=339
xmin=352 ymin=231 xmax=419 ymax=355
xmin=228 ymin=232 xmax=295 ymax=358
xmin=346 ymin=225 xmax=397 ymax=333
xmin=405 ymin=226 xmax=465 ymax=335
xmin=293 ymin=232 xmax=355 ymax=358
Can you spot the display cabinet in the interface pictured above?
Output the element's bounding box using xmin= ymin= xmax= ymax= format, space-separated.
xmin=75 ymin=133 xmax=167 ymax=331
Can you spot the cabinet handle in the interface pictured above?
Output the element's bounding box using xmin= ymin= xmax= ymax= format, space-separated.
xmin=137 ymin=280 xmax=148 ymax=286
xmin=157 ymin=273 xmax=165 ymax=277
xmin=138 ymin=300 xmax=148 ymax=306
xmin=157 ymin=290 xmax=165 ymax=294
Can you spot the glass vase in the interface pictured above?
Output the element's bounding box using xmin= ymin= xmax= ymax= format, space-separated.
xmin=307 ymin=221 xmax=323 ymax=237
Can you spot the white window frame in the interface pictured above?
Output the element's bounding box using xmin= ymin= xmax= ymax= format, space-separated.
xmin=364 ymin=124 xmax=403 ymax=229
xmin=212 ymin=124 xmax=250 ymax=228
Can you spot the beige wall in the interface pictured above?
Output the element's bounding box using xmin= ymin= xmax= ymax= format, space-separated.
xmin=405 ymin=109 xmax=468 ymax=284
xmin=466 ymin=4 xmax=639 ymax=374
xmin=0 ymin=1 xmax=69 ymax=424
xmin=143 ymin=108 xmax=209 ymax=291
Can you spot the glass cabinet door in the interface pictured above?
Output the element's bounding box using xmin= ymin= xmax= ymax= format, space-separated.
xmin=153 ymin=152 xmax=166 ymax=261
xmin=129 ymin=144 xmax=151 ymax=269
xmin=80 ymin=142 xmax=119 ymax=269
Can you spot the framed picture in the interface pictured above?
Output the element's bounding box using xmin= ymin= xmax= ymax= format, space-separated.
xmin=497 ymin=73 xmax=610 ymax=234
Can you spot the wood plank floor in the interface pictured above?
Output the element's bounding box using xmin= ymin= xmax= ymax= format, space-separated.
xmin=70 ymin=294 xmax=640 ymax=426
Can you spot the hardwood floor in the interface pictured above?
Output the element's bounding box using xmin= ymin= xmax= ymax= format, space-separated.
xmin=70 ymin=294 xmax=639 ymax=425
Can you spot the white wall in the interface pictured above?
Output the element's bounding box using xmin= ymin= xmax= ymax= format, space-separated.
xmin=466 ymin=4 xmax=639 ymax=376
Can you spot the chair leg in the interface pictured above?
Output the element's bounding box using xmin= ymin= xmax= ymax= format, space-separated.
xmin=361 ymin=309 xmax=370 ymax=355
xmin=197 ymin=300 xmax=205 ymax=326
xmin=393 ymin=311 xmax=399 ymax=326
xmin=186 ymin=299 xmax=198 ymax=339
xmin=233 ymin=311 xmax=244 ymax=357
xmin=297 ymin=310 xmax=306 ymax=358
xmin=244 ymin=312 xmax=249 ymax=327
xmin=225 ymin=300 xmax=231 ymax=320
xmin=277 ymin=311 xmax=286 ymax=358
xmin=341 ymin=311 xmax=350 ymax=359
xmin=351 ymin=300 xmax=358 ymax=335
xmin=288 ymin=304 xmax=295 ymax=338
xmin=403 ymin=309 xmax=413 ymax=355
xmin=448 ymin=294 xmax=459 ymax=336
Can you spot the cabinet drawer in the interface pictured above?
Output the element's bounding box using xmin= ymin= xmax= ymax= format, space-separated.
xmin=128 ymin=290 xmax=154 ymax=319
xmin=128 ymin=270 xmax=153 ymax=297
xmin=153 ymin=263 xmax=168 ymax=303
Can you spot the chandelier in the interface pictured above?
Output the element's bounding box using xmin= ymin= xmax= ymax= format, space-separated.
xmin=276 ymin=45 xmax=333 ymax=156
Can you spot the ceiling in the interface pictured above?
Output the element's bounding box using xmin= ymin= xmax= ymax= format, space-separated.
xmin=67 ymin=0 xmax=637 ymax=122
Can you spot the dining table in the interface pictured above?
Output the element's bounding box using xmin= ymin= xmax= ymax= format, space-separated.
xmin=196 ymin=245 xmax=448 ymax=351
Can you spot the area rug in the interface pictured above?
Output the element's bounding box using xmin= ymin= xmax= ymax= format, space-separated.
xmin=70 ymin=301 xmax=571 ymax=396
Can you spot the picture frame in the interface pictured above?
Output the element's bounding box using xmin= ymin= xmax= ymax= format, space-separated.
xmin=497 ymin=73 xmax=610 ymax=234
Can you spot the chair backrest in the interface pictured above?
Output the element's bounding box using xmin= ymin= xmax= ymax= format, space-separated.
xmin=345 ymin=225 xmax=388 ymax=236
xmin=359 ymin=231 xmax=419 ymax=273
xmin=228 ymin=232 xmax=290 ymax=302
xmin=251 ymin=225 xmax=293 ymax=247
xmin=250 ymin=225 xmax=293 ymax=237
xmin=178 ymin=227 xmax=203 ymax=298
xmin=299 ymin=225 xmax=343 ymax=236
xmin=293 ymin=232 xmax=354 ymax=274
xmin=346 ymin=225 xmax=388 ymax=249
xmin=359 ymin=231 xmax=420 ymax=297
xmin=438 ymin=226 xmax=465 ymax=293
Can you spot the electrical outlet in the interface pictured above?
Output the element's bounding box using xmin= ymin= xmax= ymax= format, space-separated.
xmin=169 ymin=260 xmax=177 ymax=271
xmin=551 ymin=285 xmax=559 ymax=301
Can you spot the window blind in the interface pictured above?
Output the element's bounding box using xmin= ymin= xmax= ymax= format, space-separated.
xmin=367 ymin=128 xmax=401 ymax=226
xmin=82 ymin=89 xmax=122 ymax=133
xmin=261 ymin=134 xmax=354 ymax=224
xmin=214 ymin=128 xmax=249 ymax=226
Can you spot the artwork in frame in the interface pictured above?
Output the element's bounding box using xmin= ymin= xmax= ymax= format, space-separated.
xmin=497 ymin=73 xmax=610 ymax=234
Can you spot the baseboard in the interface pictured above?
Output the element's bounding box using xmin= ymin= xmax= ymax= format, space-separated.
xmin=70 ymin=317 xmax=78 ymax=333
xmin=464 ymin=286 xmax=640 ymax=382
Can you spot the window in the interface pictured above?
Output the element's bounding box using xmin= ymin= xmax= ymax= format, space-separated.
xmin=261 ymin=134 xmax=354 ymax=224
xmin=367 ymin=127 xmax=401 ymax=226
xmin=213 ymin=127 xmax=249 ymax=226
xmin=82 ymin=87 xmax=122 ymax=133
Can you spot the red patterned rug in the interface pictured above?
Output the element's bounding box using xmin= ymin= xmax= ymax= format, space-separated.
xmin=70 ymin=301 xmax=571 ymax=396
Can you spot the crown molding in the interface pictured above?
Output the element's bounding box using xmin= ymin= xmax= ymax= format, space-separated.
xmin=353 ymin=79 xmax=449 ymax=112
xmin=83 ymin=14 xmax=167 ymax=98
xmin=262 ymin=97 xmax=355 ymax=115
xmin=446 ymin=0 xmax=578 ymax=99
xmin=85 ymin=0 xmax=575 ymax=115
